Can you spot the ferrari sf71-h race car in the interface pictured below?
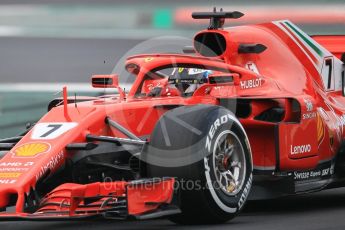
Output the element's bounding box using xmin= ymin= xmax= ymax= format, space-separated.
xmin=0 ymin=9 xmax=345 ymax=224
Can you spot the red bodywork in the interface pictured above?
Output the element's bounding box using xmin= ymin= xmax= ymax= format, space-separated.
xmin=0 ymin=19 xmax=344 ymax=219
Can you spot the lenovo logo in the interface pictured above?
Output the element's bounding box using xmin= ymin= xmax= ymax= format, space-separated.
xmin=290 ymin=144 xmax=311 ymax=155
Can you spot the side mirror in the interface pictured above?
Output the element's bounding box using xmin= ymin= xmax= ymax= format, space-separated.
xmin=92 ymin=74 xmax=119 ymax=88
xmin=91 ymin=74 xmax=125 ymax=100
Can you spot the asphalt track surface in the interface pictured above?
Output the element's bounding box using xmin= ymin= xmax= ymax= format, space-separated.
xmin=2 ymin=36 xmax=345 ymax=229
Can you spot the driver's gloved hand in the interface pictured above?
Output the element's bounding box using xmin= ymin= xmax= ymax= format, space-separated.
xmin=147 ymin=87 xmax=162 ymax=97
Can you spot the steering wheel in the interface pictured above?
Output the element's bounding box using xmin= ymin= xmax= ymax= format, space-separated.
xmin=160 ymin=86 xmax=181 ymax=97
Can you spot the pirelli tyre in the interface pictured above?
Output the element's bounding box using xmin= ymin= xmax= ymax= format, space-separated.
xmin=145 ymin=105 xmax=253 ymax=224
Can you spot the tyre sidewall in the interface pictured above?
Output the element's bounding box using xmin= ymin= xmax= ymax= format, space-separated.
xmin=201 ymin=112 xmax=253 ymax=213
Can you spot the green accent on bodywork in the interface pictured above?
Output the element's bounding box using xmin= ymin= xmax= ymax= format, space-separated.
xmin=153 ymin=9 xmax=173 ymax=29
xmin=285 ymin=21 xmax=323 ymax=57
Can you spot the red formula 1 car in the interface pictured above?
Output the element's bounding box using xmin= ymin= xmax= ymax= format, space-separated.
xmin=0 ymin=9 xmax=345 ymax=224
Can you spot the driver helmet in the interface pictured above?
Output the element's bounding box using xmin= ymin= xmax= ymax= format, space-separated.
xmin=169 ymin=68 xmax=212 ymax=94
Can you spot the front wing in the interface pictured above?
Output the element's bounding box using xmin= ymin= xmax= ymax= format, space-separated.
xmin=0 ymin=177 xmax=180 ymax=220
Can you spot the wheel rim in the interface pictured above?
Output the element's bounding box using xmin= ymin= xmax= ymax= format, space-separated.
xmin=212 ymin=130 xmax=246 ymax=196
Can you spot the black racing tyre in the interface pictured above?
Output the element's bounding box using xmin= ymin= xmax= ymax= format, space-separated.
xmin=145 ymin=105 xmax=253 ymax=224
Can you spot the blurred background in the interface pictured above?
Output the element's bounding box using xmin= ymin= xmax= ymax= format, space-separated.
xmin=0 ymin=0 xmax=344 ymax=138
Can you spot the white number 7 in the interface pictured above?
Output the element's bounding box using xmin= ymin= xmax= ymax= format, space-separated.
xmin=31 ymin=123 xmax=78 ymax=140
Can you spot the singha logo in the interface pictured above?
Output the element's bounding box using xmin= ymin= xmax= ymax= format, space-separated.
xmin=304 ymin=99 xmax=313 ymax=112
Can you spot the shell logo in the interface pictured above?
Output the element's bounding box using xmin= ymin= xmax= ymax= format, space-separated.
xmin=12 ymin=142 xmax=51 ymax=158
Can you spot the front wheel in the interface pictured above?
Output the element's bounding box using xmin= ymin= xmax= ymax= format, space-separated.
xmin=145 ymin=105 xmax=253 ymax=224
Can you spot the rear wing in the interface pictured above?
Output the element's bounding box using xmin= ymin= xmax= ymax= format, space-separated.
xmin=312 ymin=35 xmax=345 ymax=61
